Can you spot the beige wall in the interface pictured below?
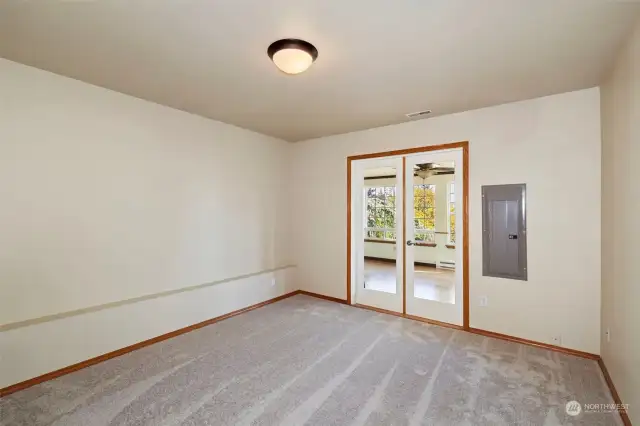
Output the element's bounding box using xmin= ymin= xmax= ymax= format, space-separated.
xmin=0 ymin=59 xmax=295 ymax=387
xmin=291 ymin=88 xmax=602 ymax=354
xmin=0 ymin=54 xmax=614 ymax=390
xmin=600 ymin=18 xmax=640 ymax=423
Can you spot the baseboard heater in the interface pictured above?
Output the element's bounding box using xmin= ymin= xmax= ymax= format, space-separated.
xmin=438 ymin=260 xmax=455 ymax=270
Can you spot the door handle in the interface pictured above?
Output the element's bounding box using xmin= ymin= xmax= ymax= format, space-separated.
xmin=406 ymin=240 xmax=414 ymax=246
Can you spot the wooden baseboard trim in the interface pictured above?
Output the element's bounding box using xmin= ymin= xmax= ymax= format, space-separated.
xmin=354 ymin=303 xmax=464 ymax=331
xmin=598 ymin=358 xmax=632 ymax=425
xmin=468 ymin=327 xmax=600 ymax=360
xmin=352 ymin=303 xmax=629 ymax=425
xmin=329 ymin=297 xmax=630 ymax=425
xmin=297 ymin=290 xmax=349 ymax=304
xmin=0 ymin=290 xmax=300 ymax=398
xmin=3 ymin=289 xmax=626 ymax=426
xmin=346 ymin=301 xmax=600 ymax=360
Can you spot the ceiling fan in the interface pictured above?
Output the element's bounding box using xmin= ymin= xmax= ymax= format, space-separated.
xmin=414 ymin=163 xmax=455 ymax=180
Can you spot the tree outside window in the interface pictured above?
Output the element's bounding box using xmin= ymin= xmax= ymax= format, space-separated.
xmin=365 ymin=184 xmax=437 ymax=243
xmin=365 ymin=186 xmax=396 ymax=240
xmin=414 ymin=184 xmax=435 ymax=242
xmin=448 ymin=182 xmax=456 ymax=244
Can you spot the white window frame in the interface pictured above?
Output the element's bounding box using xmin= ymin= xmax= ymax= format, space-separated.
xmin=413 ymin=183 xmax=436 ymax=243
xmin=447 ymin=181 xmax=456 ymax=244
xmin=364 ymin=186 xmax=397 ymax=241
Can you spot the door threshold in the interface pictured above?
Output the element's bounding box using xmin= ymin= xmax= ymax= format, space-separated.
xmin=353 ymin=303 xmax=464 ymax=331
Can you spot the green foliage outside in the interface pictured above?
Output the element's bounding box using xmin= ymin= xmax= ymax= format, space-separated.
xmin=366 ymin=183 xmax=456 ymax=244
xmin=366 ymin=187 xmax=396 ymax=239
xmin=449 ymin=202 xmax=456 ymax=243
xmin=366 ymin=185 xmax=436 ymax=242
xmin=413 ymin=184 xmax=435 ymax=241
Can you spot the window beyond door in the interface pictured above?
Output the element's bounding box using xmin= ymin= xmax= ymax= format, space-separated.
xmin=365 ymin=186 xmax=396 ymax=241
xmin=448 ymin=182 xmax=456 ymax=244
xmin=365 ymin=184 xmax=437 ymax=243
xmin=413 ymin=184 xmax=435 ymax=243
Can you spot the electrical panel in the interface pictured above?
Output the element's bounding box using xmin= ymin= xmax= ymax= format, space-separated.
xmin=482 ymin=184 xmax=527 ymax=281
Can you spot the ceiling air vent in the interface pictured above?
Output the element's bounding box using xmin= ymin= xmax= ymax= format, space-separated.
xmin=405 ymin=109 xmax=432 ymax=119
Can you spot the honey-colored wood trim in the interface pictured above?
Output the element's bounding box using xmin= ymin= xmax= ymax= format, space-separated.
xmin=312 ymin=293 xmax=604 ymax=363
xmin=268 ymin=292 xmax=632 ymax=424
xmin=324 ymin=294 xmax=603 ymax=363
xmin=445 ymin=244 xmax=455 ymax=249
xmin=3 ymin=288 xmax=617 ymax=419
xmin=414 ymin=242 xmax=437 ymax=247
xmin=598 ymin=358 xmax=632 ymax=426
xmin=346 ymin=141 xmax=470 ymax=328
xmin=468 ymin=327 xmax=600 ymax=360
xmin=402 ymin=157 xmax=407 ymax=315
xmin=364 ymin=239 xmax=396 ymax=244
xmin=354 ymin=303 xmax=464 ymax=331
xmin=346 ymin=159 xmax=352 ymax=305
xmin=6 ymin=288 xmax=623 ymax=425
xmin=0 ymin=291 xmax=301 ymax=398
xmin=297 ymin=290 xmax=349 ymax=305
xmin=347 ymin=141 xmax=469 ymax=161
xmin=354 ymin=302 xmax=601 ymax=361
xmin=462 ymin=144 xmax=469 ymax=330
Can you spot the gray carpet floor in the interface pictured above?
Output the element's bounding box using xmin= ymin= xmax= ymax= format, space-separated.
xmin=0 ymin=295 xmax=621 ymax=425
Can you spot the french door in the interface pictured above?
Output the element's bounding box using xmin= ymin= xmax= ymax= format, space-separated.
xmin=352 ymin=157 xmax=404 ymax=312
xmin=352 ymin=148 xmax=464 ymax=327
xmin=404 ymin=150 xmax=463 ymax=325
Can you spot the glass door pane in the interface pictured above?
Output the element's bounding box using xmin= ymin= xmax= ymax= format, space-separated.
xmin=353 ymin=157 xmax=403 ymax=313
xmin=405 ymin=150 xmax=464 ymax=326
xmin=410 ymin=165 xmax=455 ymax=303
xmin=363 ymin=167 xmax=398 ymax=293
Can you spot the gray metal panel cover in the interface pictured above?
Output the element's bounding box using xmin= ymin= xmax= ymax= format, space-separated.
xmin=482 ymin=184 xmax=527 ymax=280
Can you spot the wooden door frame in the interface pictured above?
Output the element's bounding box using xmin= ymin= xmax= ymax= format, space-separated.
xmin=346 ymin=141 xmax=470 ymax=330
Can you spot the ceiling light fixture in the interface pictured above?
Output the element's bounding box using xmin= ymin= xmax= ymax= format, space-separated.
xmin=267 ymin=39 xmax=318 ymax=75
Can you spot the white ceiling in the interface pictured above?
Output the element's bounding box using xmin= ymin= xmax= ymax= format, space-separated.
xmin=1 ymin=1 xmax=638 ymax=142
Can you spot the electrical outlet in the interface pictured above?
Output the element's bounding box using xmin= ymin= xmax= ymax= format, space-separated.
xmin=271 ymin=278 xmax=276 ymax=287
xmin=605 ymin=328 xmax=611 ymax=342
xmin=479 ymin=296 xmax=488 ymax=307
xmin=552 ymin=335 xmax=562 ymax=345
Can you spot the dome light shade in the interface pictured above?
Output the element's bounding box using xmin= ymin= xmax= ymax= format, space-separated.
xmin=268 ymin=39 xmax=318 ymax=75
